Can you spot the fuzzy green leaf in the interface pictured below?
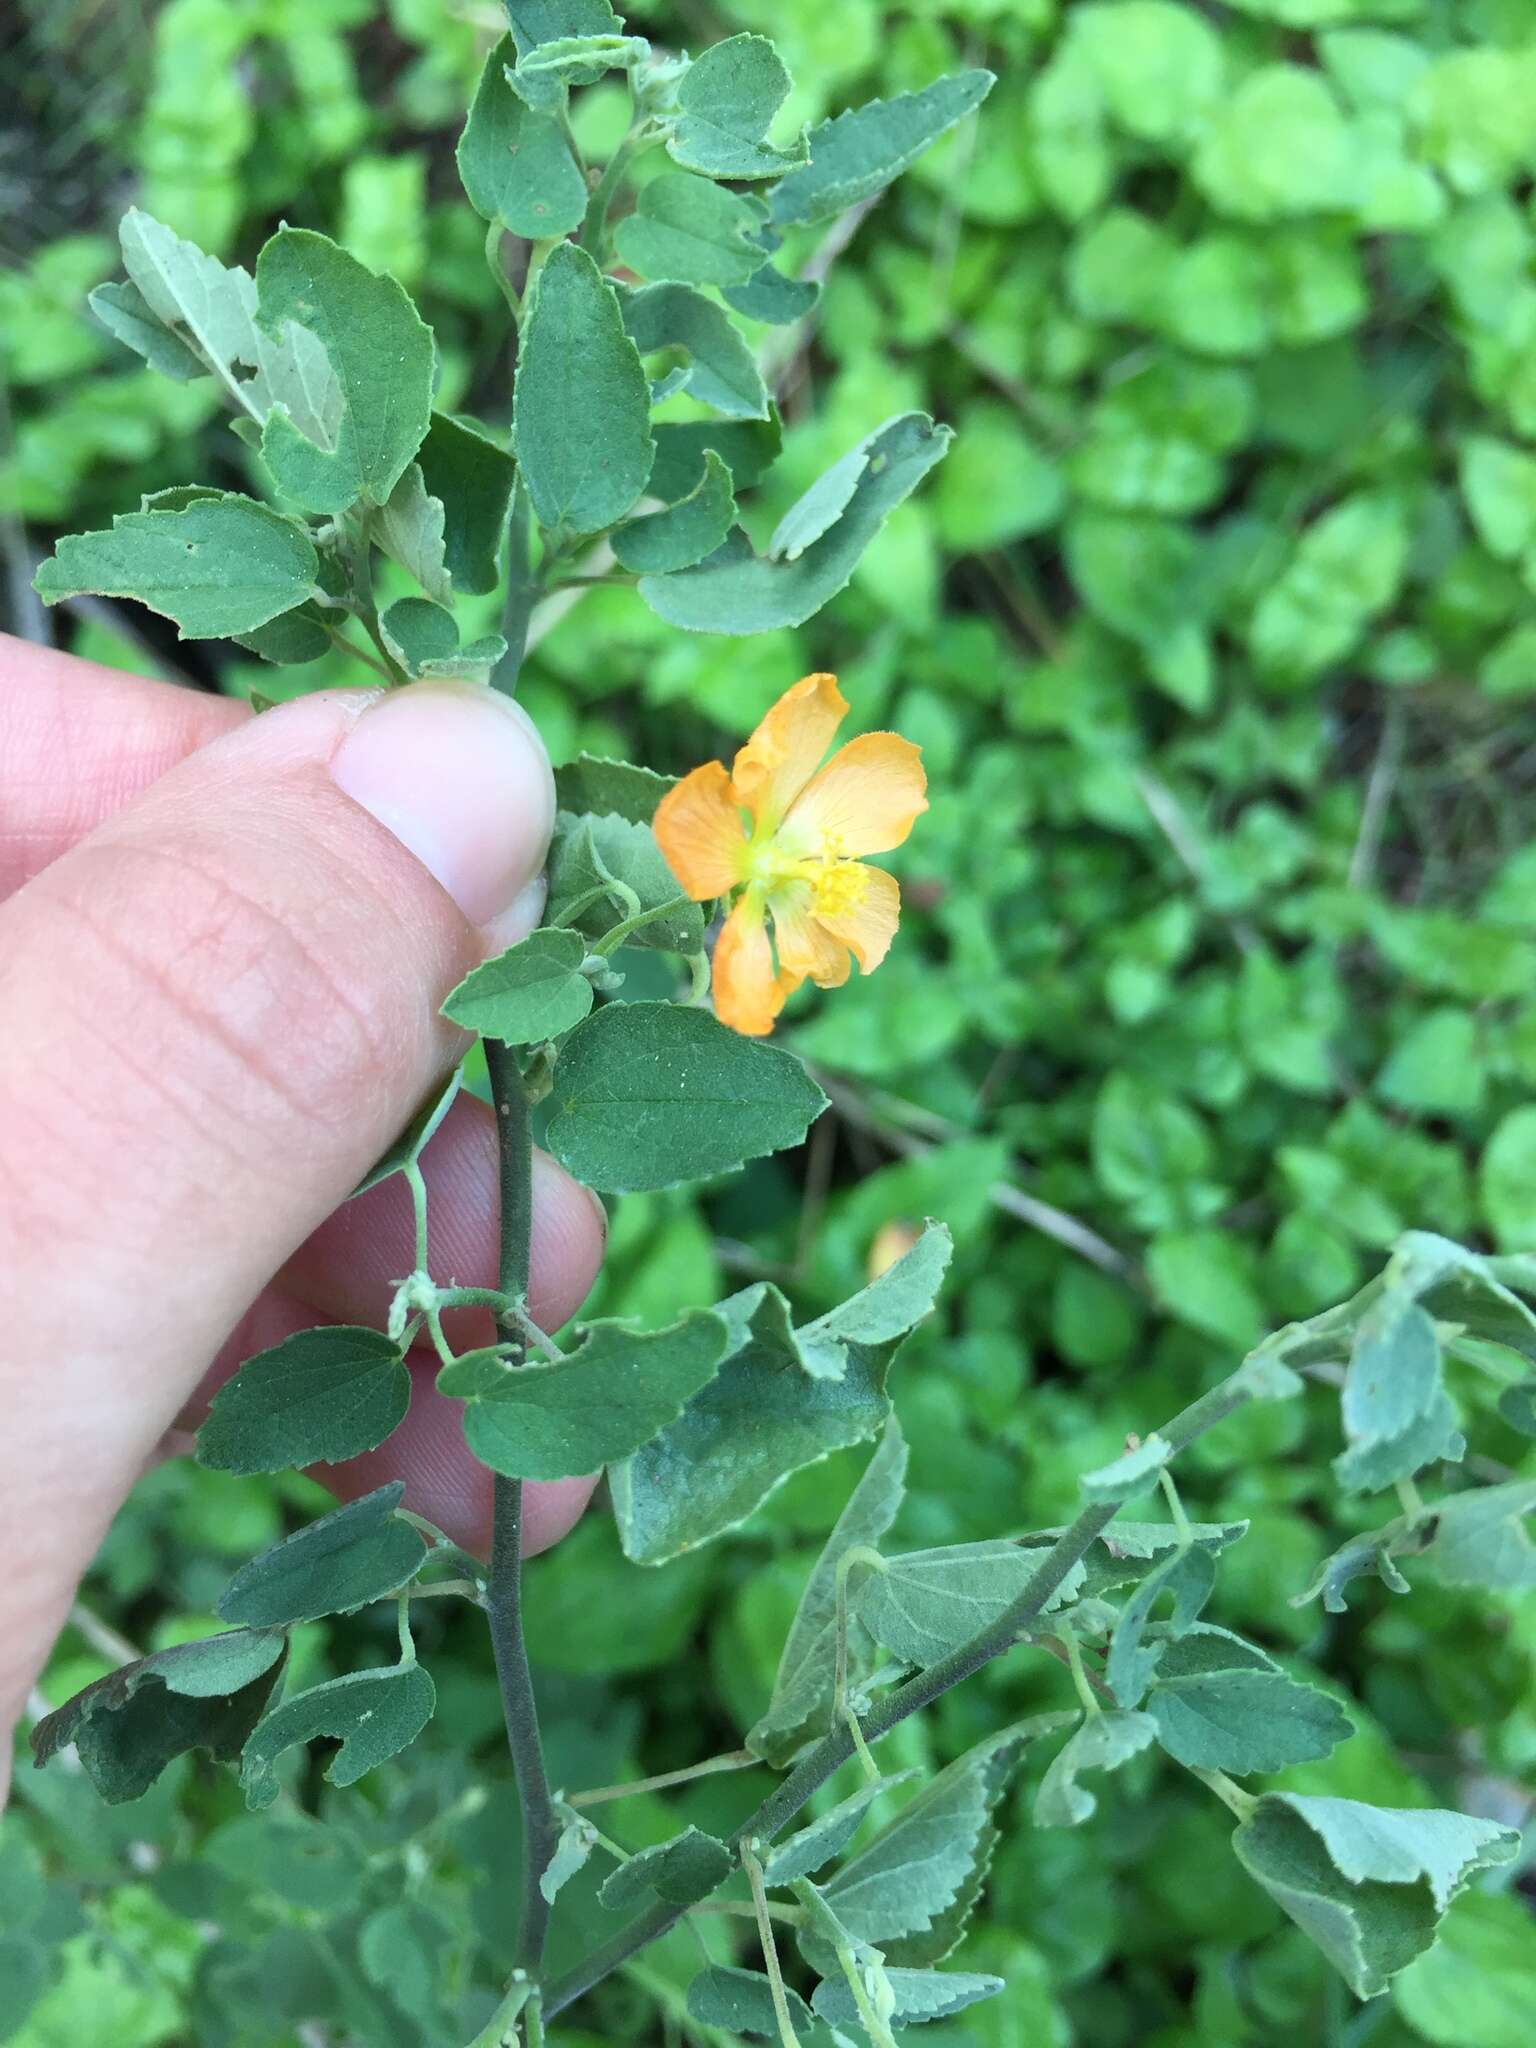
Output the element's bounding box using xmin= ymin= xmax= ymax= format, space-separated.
xmin=1342 ymin=1298 xmax=1443 ymax=1448
xmin=668 ymin=34 xmax=806 ymax=182
xmin=31 ymin=1632 xmax=286 ymax=1804
xmin=416 ymin=413 xmax=518 ymax=597
xmin=598 ymin=1828 xmax=731 ymax=1911
xmin=553 ymin=754 xmax=676 ymax=825
xmin=1106 ymin=1543 xmax=1216 ymax=1708
xmin=1144 ymin=1627 xmax=1352 ymax=1774
xmin=376 ymin=463 xmax=452 ymax=605
xmin=750 ymin=1419 xmax=909 ymax=1763
xmin=649 ymin=414 xmax=783 ymax=501
xmin=770 ymin=71 xmax=995 ymax=225
xmin=216 ymin=1484 xmax=428 ymax=1628
xmin=610 ymin=1304 xmax=895 ymax=1567
xmin=855 ymin=1540 xmax=1072 ymax=1668
xmin=458 ymin=1311 xmax=731 ymax=1480
xmin=378 ymin=597 xmax=505 ymax=681
xmin=1035 ymin=1709 xmax=1156 ymax=1828
xmin=796 ymin=1223 xmax=952 ymax=1380
xmin=614 ymin=173 xmax=768 ymax=286
xmin=620 ymin=282 xmax=770 ymax=420
xmin=811 ymin=1969 xmax=1004 ymax=2027
xmin=89 ymin=278 xmax=204 ymax=381
xmin=547 ymin=1002 xmax=826 ymax=1192
xmin=458 ymin=36 xmax=587 ymax=238
xmin=255 ymin=229 xmax=435 ymax=513
xmin=196 ymin=1325 xmax=410 ymax=1476
xmin=35 ymin=495 xmax=318 ymax=639
xmin=354 ymin=1070 xmax=462 ymax=1196
xmin=513 ymin=242 xmax=653 ymax=538
xmin=547 ymin=811 xmax=705 ymax=952
xmin=612 ymin=451 xmax=737 ymax=574
xmin=723 ymin=261 xmax=819 ymax=326
xmin=686 ymin=1968 xmax=815 ymax=2038
xmin=1332 ymin=1388 xmax=1464 ymax=1495
xmin=638 ymin=413 xmax=951 ymax=633
xmin=441 ymin=927 xmax=594 ymax=1044
xmin=1080 ymin=1433 xmax=1172 ymax=1504
xmin=764 ymin=1771 xmax=919 ymax=1884
xmin=1232 ymin=1795 xmax=1518 ymax=1999
xmin=1421 ymin=1480 xmax=1536 ymax=1591
xmin=240 ymin=1662 xmax=437 ymax=1809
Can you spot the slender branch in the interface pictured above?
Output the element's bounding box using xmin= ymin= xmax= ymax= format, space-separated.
xmin=482 ymin=1042 xmax=559 ymax=1976
xmin=567 ymin=1749 xmax=759 ymax=1809
xmin=742 ymin=1843 xmax=803 ymax=2048
xmin=541 ymin=1366 xmax=1260 ymax=2018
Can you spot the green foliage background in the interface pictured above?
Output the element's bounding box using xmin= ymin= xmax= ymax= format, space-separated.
xmin=3 ymin=1 xmax=1535 ymax=2043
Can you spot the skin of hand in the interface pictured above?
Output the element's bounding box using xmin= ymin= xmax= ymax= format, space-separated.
xmin=0 ymin=633 xmax=608 ymax=1803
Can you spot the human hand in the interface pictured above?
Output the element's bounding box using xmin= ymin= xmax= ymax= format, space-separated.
xmin=0 ymin=636 xmax=607 ymax=1798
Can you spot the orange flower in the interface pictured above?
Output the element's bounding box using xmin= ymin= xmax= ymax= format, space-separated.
xmin=652 ymin=674 xmax=927 ymax=1035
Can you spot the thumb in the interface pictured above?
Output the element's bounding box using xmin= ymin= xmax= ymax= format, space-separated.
xmin=0 ymin=681 xmax=553 ymax=1711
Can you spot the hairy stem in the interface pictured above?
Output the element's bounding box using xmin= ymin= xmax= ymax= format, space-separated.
xmin=483 ymin=1042 xmax=558 ymax=1975
xmin=742 ymin=1843 xmax=803 ymax=2048
xmin=541 ymin=1367 xmax=1260 ymax=2018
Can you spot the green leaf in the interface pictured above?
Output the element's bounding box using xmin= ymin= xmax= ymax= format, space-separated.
xmin=1333 ymin=1389 xmax=1464 ymax=1495
xmin=854 ymin=1541 xmax=1065 ymax=1668
xmin=1106 ymin=1544 xmax=1216 ymax=1708
xmin=232 ymin=606 xmax=331 ymax=667
xmin=378 ymin=598 xmax=505 ymax=681
xmin=1192 ymin=66 xmax=1353 ymax=222
xmin=354 ymin=1070 xmax=462 ymax=1196
xmin=1421 ymin=1481 xmax=1536 ymax=1591
xmin=513 ymin=242 xmax=653 ymax=539
xmin=416 ymin=413 xmax=517 ymax=597
xmin=34 ymin=495 xmax=318 ymax=639
xmin=553 ymin=754 xmax=676 ymax=825
xmin=89 ymin=278 xmax=205 ymax=381
xmin=441 ymin=927 xmax=594 ymax=1044
xmin=255 ymin=229 xmax=435 ymax=514
xmin=763 ymin=1771 xmax=919 ymax=1884
xmin=1035 ymin=1709 xmax=1156 ymax=1828
xmin=613 ymin=174 xmax=768 ymax=287
xmin=1482 ymin=1105 xmax=1536 ymax=1247
xmin=511 ymin=30 xmax=647 ymax=108
xmin=1232 ymin=1795 xmax=1518 ymax=1999
xmin=196 ymin=1325 xmax=410 ymax=1476
xmin=457 ymin=36 xmax=587 ymax=239
xmin=0 ymin=1935 xmax=47 ymax=2039
xmin=1394 ymin=1893 xmax=1536 ymax=2048
xmin=1143 ymin=1627 xmax=1352 ymax=1774
xmin=31 ymin=1632 xmax=286 ymax=1804
xmin=610 ymin=1300 xmax=894 ymax=1567
xmin=686 ymin=1967 xmax=816 ymax=2038
xmin=215 ymin=1483 xmax=428 ymax=1628
xmin=458 ymin=1310 xmax=731 ymax=1480
xmin=1296 ymin=1527 xmax=1415 ymax=1615
xmin=805 ymin=1721 xmax=1056 ymax=1962
xmin=722 ymin=261 xmax=820 ymax=326
xmin=547 ymin=1002 xmax=827 ymax=1192
xmin=376 ymin=463 xmax=452 ymax=605
xmin=241 ymin=1662 xmax=436 ymax=1809
xmin=1080 ymin=1433 xmax=1172 ymax=1505
xmin=639 ymin=412 xmax=951 ymax=633
xmin=649 ymin=413 xmax=783 ymax=501
xmin=812 ymin=1969 xmax=1004 ymax=2027
xmin=547 ymin=811 xmax=705 ymax=952
xmin=598 ymin=1828 xmax=731 ymax=1911
xmin=612 ymin=451 xmax=737 ymax=574
xmin=1342 ymin=1298 xmax=1443 ymax=1449
xmin=750 ymin=1419 xmax=908 ymax=1764
xmin=668 ymin=34 xmax=806 ymax=182
xmin=112 ymin=209 xmax=342 ymax=432
xmin=770 ymin=71 xmax=996 ymax=226
xmin=796 ymin=1222 xmax=952 ymax=1380
xmin=1498 ymin=1381 xmax=1536 ymax=1436
xmin=620 ymin=281 xmax=770 ymax=421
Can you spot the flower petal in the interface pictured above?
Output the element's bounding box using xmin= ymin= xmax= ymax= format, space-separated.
xmin=730 ymin=673 xmax=847 ymax=832
xmin=713 ymin=892 xmax=792 ymax=1036
xmin=814 ymin=863 xmax=900 ymax=974
xmin=778 ymin=732 xmax=927 ymax=859
xmin=653 ymin=761 xmax=748 ymax=901
xmin=770 ymin=880 xmax=851 ymax=989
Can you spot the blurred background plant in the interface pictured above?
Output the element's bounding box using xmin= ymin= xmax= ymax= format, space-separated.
xmin=2 ymin=1 xmax=1534 ymax=2044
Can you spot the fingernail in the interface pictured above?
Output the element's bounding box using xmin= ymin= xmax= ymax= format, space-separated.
xmin=330 ymin=684 xmax=555 ymax=927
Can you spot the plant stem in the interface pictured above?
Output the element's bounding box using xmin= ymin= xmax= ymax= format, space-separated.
xmin=567 ymin=1749 xmax=759 ymax=1808
xmin=741 ymin=1843 xmax=803 ymax=2048
xmin=495 ymin=481 xmax=539 ymax=696
xmin=541 ymin=1366 xmax=1261 ymax=2019
xmin=483 ymin=1041 xmax=558 ymax=1976
xmin=835 ymin=1946 xmax=898 ymax=2048
xmin=580 ymin=125 xmax=647 ymax=262
xmin=485 ymin=220 xmax=522 ymax=319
